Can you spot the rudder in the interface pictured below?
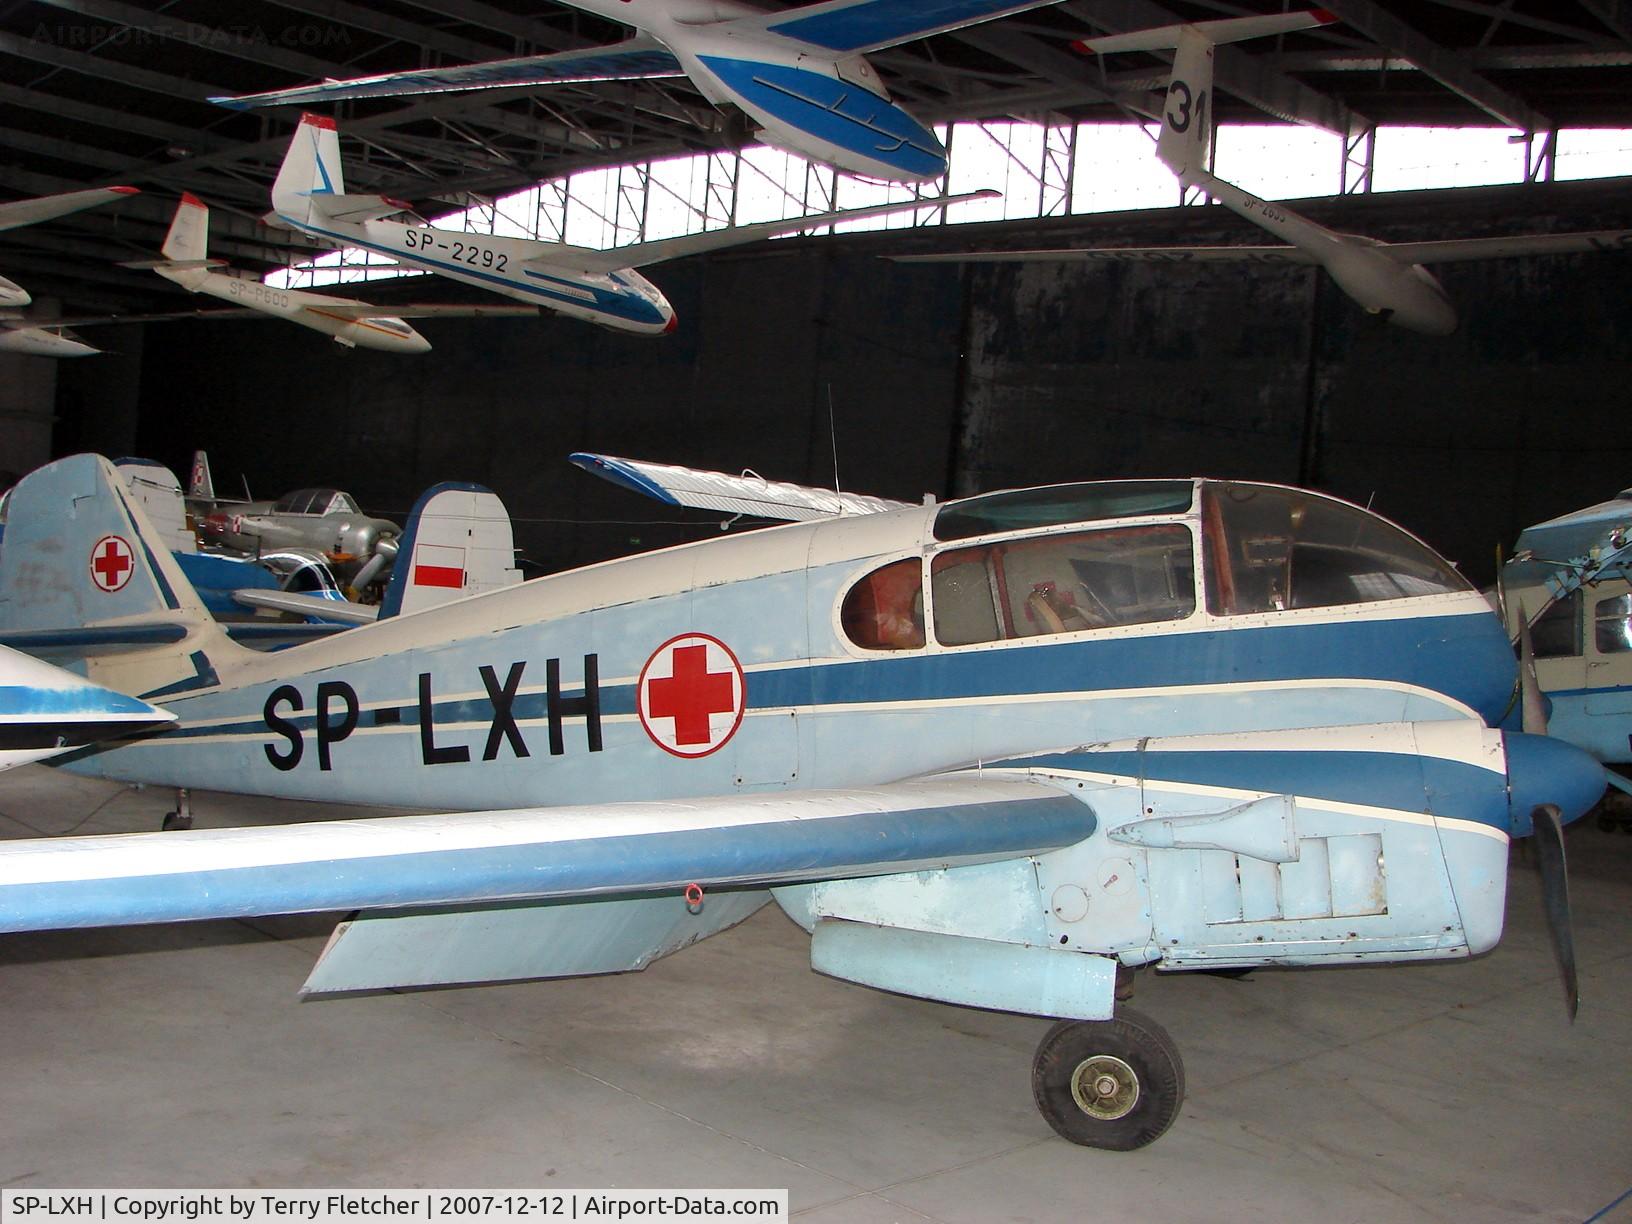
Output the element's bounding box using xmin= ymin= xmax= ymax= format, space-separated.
xmin=271 ymin=113 xmax=344 ymax=227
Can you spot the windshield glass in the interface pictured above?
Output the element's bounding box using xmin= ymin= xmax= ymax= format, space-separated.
xmin=1202 ymin=482 xmax=1469 ymax=614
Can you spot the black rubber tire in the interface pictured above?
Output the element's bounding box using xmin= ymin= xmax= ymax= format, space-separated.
xmin=1031 ymin=1008 xmax=1185 ymax=1151
xmin=160 ymin=812 xmax=192 ymax=831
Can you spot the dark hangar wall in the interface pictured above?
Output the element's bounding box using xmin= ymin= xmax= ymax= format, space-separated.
xmin=119 ymin=176 xmax=1632 ymax=588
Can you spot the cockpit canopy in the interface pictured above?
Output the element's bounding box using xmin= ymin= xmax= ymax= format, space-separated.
xmin=841 ymin=480 xmax=1470 ymax=652
xmin=272 ymin=488 xmax=360 ymax=516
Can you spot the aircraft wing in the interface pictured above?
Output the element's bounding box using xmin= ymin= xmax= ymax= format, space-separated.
xmin=0 ymin=186 xmax=137 ymax=233
xmin=547 ymin=190 xmax=999 ymax=274
xmin=571 ymin=452 xmax=912 ymax=520
xmin=892 ymin=244 xmax=1319 ymax=265
xmin=0 ymin=775 xmax=1090 ymax=932
xmin=300 ymin=303 xmax=540 ymax=320
xmin=734 ymin=0 xmax=1065 ymax=56
xmin=230 ymin=588 xmax=378 ymax=624
xmin=1377 ymin=230 xmax=1632 ymax=264
xmin=213 ymin=38 xmax=683 ymax=109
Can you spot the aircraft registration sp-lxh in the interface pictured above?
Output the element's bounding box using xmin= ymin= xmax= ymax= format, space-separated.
xmin=0 ymin=455 xmax=1605 ymax=1150
xmin=266 ymin=113 xmax=995 ymax=335
xmin=217 ymin=0 xmax=1067 ymax=182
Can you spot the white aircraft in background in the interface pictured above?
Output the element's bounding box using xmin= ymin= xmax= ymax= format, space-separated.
xmin=216 ymin=0 xmax=1064 ymax=183
xmin=268 ymin=114 xmax=997 ymax=334
xmin=899 ymin=11 xmax=1632 ymax=336
xmin=122 ymin=195 xmax=540 ymax=353
xmin=0 ymin=185 xmax=141 ymax=357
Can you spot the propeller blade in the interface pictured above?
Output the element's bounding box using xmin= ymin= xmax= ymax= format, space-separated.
xmin=1529 ymin=803 xmax=1578 ymax=1021
xmin=1517 ymin=601 xmax=1549 ymax=736
xmin=1494 ymin=543 xmax=1509 ymax=630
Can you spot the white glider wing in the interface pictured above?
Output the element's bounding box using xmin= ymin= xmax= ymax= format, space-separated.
xmin=571 ymin=452 xmax=911 ymax=521
xmin=1377 ymin=230 xmax=1632 ymax=264
xmin=214 ymin=38 xmax=682 ymax=109
xmin=893 ymin=245 xmax=1319 ymax=266
xmin=0 ymin=775 xmax=1089 ymax=932
xmin=0 ymin=186 xmax=137 ymax=233
xmin=541 ymin=191 xmax=998 ymax=275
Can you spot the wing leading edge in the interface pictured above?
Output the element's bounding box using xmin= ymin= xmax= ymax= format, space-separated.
xmin=0 ymin=775 xmax=1092 ymax=933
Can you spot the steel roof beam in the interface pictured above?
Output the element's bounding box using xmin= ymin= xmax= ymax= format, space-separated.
xmin=1316 ymin=0 xmax=1552 ymax=129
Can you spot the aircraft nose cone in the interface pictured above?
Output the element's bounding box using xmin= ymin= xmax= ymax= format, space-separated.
xmin=1504 ymin=732 xmax=1606 ymax=835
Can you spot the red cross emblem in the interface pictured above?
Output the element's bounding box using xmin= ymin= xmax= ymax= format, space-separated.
xmin=89 ymin=534 xmax=135 ymax=592
xmin=637 ymin=633 xmax=746 ymax=758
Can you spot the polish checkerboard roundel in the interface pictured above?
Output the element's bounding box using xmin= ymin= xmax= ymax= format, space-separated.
xmin=89 ymin=534 xmax=135 ymax=593
xmin=637 ymin=633 xmax=746 ymax=758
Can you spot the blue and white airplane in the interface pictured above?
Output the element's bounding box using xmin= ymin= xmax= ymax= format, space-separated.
xmin=216 ymin=0 xmax=1065 ymax=183
xmin=0 ymin=452 xmax=1605 ymax=1150
xmin=267 ymin=113 xmax=995 ymax=335
xmin=1501 ymin=489 xmax=1632 ymax=824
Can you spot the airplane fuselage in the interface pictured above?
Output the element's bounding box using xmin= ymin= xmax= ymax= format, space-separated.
xmin=72 ymin=481 xmax=1517 ymax=815
xmin=167 ymin=268 xmax=432 ymax=352
xmin=277 ymin=212 xmax=675 ymax=335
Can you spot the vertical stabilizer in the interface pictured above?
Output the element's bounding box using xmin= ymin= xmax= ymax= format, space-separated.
xmin=1157 ymin=27 xmax=1215 ymax=182
xmin=378 ymin=483 xmax=522 ymax=619
xmin=188 ymin=450 xmax=215 ymax=500
xmin=0 ymin=455 xmax=243 ymax=698
xmin=156 ymin=194 xmax=213 ymax=290
xmin=271 ymin=113 xmax=344 ymax=226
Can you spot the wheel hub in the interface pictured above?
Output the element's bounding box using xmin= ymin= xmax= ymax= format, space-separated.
xmin=1069 ymin=1053 xmax=1140 ymax=1121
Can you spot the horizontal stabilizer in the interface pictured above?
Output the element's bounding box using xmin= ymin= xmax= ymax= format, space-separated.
xmin=571 ymin=452 xmax=911 ymax=521
xmin=893 ymin=244 xmax=1317 ymax=266
xmin=1075 ymin=9 xmax=1337 ymax=54
xmin=0 ymin=644 xmax=174 ymax=771
xmin=306 ymin=193 xmax=411 ymax=224
xmin=116 ymin=259 xmax=226 ymax=271
xmin=557 ymin=191 xmax=999 ymax=274
xmin=230 ymin=588 xmax=378 ymax=624
xmin=214 ymin=38 xmax=682 ymax=109
xmin=0 ymin=775 xmax=1091 ymax=932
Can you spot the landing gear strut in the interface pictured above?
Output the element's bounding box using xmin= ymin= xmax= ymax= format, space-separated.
xmin=1031 ymin=1008 xmax=1185 ymax=1151
xmin=161 ymin=787 xmax=192 ymax=831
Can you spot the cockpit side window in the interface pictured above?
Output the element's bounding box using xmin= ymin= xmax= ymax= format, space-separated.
xmin=841 ymin=558 xmax=926 ymax=651
xmin=931 ymin=525 xmax=1195 ymax=646
xmin=1531 ymin=590 xmax=1582 ymax=658
xmin=1595 ymin=593 xmax=1632 ymax=654
xmin=1202 ymin=482 xmax=1469 ymax=614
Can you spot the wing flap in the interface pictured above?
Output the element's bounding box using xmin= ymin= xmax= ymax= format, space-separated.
xmin=214 ymin=39 xmax=682 ymax=109
xmin=0 ymin=776 xmax=1091 ymax=932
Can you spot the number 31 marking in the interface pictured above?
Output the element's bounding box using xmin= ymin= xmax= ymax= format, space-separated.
xmin=1166 ymin=79 xmax=1208 ymax=136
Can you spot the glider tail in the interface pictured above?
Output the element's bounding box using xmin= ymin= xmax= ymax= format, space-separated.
xmin=0 ymin=454 xmax=244 ymax=700
xmin=271 ymin=113 xmax=344 ymax=226
xmin=188 ymin=449 xmax=215 ymax=500
xmin=151 ymin=194 xmax=214 ymax=290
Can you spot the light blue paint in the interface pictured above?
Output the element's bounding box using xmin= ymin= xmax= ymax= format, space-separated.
xmin=811 ymin=918 xmax=1119 ymax=1020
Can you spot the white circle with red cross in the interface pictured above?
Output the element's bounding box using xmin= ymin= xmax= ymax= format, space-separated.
xmin=89 ymin=534 xmax=135 ymax=593
xmin=637 ymin=633 xmax=746 ymax=758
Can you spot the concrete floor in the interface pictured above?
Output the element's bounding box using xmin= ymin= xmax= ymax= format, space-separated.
xmin=1 ymin=766 xmax=1628 ymax=1222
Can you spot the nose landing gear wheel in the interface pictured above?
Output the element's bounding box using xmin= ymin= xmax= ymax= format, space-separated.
xmin=1031 ymin=1007 xmax=1184 ymax=1150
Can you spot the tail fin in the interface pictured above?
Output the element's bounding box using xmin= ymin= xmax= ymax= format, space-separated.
xmin=271 ymin=113 xmax=344 ymax=226
xmin=188 ymin=449 xmax=215 ymax=500
xmin=1074 ymin=10 xmax=1338 ymax=183
xmin=377 ymin=483 xmax=522 ymax=620
xmin=154 ymin=194 xmax=213 ymax=290
xmin=0 ymin=455 xmax=243 ymax=699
